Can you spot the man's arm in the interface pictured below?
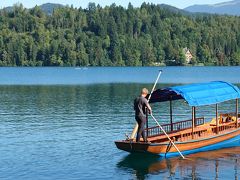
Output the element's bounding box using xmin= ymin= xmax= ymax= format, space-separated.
xmin=146 ymin=103 xmax=152 ymax=114
xmin=144 ymin=98 xmax=152 ymax=114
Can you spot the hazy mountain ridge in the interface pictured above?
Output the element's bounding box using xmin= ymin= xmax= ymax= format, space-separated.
xmin=2 ymin=3 xmax=64 ymax=14
xmin=3 ymin=1 xmax=240 ymax=16
xmin=159 ymin=4 xmax=188 ymax=14
xmin=39 ymin=3 xmax=64 ymax=14
xmin=184 ymin=0 xmax=240 ymax=15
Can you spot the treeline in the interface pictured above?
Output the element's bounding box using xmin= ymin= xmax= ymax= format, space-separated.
xmin=0 ymin=3 xmax=240 ymax=66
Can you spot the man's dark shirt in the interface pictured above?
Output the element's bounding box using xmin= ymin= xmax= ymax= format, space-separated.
xmin=134 ymin=96 xmax=148 ymax=117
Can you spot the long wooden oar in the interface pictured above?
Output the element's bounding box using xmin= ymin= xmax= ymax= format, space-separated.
xmin=130 ymin=70 xmax=162 ymax=139
xmin=147 ymin=70 xmax=162 ymax=103
xmin=150 ymin=114 xmax=185 ymax=159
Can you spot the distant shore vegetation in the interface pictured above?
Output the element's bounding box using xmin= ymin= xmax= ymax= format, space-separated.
xmin=0 ymin=3 xmax=240 ymax=66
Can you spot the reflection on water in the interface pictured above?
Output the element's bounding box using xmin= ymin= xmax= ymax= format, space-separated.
xmin=117 ymin=147 xmax=240 ymax=179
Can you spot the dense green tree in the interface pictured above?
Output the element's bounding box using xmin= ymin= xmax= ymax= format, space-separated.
xmin=0 ymin=3 xmax=240 ymax=66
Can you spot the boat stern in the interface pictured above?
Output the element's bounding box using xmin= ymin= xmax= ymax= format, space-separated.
xmin=115 ymin=140 xmax=151 ymax=153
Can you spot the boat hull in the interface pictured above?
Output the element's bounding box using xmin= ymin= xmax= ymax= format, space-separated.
xmin=115 ymin=128 xmax=240 ymax=158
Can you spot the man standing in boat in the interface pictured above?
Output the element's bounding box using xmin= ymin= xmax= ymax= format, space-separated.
xmin=134 ymin=88 xmax=152 ymax=142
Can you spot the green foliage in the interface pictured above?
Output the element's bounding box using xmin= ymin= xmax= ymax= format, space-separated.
xmin=0 ymin=3 xmax=240 ymax=66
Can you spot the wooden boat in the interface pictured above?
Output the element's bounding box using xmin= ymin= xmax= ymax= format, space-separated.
xmin=115 ymin=81 xmax=240 ymax=157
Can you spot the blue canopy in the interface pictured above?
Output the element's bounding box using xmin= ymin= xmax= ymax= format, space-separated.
xmin=149 ymin=81 xmax=240 ymax=106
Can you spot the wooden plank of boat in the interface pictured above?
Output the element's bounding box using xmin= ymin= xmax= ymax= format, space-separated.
xmin=115 ymin=126 xmax=240 ymax=157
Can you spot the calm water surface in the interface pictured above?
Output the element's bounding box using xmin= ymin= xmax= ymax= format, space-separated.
xmin=0 ymin=66 xmax=239 ymax=84
xmin=0 ymin=67 xmax=239 ymax=179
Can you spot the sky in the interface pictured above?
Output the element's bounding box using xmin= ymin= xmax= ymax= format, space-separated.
xmin=0 ymin=0 xmax=231 ymax=9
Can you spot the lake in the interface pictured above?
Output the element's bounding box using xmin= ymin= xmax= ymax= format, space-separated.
xmin=0 ymin=67 xmax=239 ymax=179
xmin=0 ymin=66 xmax=239 ymax=85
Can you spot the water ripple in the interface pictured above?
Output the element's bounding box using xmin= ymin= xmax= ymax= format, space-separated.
xmin=0 ymin=84 xmax=239 ymax=179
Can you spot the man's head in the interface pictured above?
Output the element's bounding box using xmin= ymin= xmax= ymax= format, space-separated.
xmin=141 ymin=88 xmax=149 ymax=97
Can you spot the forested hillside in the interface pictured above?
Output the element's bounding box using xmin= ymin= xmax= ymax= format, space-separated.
xmin=0 ymin=3 xmax=240 ymax=66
